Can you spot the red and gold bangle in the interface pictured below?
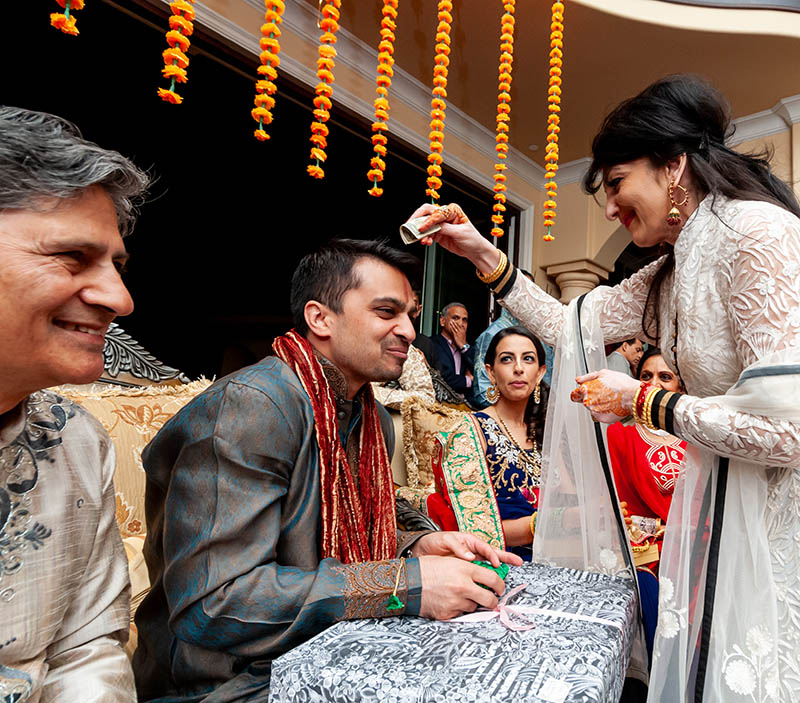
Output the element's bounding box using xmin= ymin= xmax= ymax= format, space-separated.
xmin=633 ymin=382 xmax=652 ymax=424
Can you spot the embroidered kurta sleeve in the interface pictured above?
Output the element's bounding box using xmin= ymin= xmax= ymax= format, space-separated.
xmin=499 ymin=257 xmax=666 ymax=347
xmin=673 ymin=209 xmax=800 ymax=465
xmin=143 ymin=375 xmax=422 ymax=664
xmin=42 ymin=440 xmax=135 ymax=703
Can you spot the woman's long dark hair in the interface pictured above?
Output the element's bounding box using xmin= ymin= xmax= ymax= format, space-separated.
xmin=484 ymin=326 xmax=549 ymax=448
xmin=582 ymin=74 xmax=800 ymax=341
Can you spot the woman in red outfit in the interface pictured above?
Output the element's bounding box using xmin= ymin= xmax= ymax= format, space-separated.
xmin=608 ymin=346 xmax=685 ymax=661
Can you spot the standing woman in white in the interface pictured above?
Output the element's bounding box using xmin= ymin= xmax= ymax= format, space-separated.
xmin=409 ymin=74 xmax=800 ymax=703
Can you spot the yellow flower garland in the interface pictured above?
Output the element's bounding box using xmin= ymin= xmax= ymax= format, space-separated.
xmin=308 ymin=0 xmax=342 ymax=179
xmin=543 ymin=0 xmax=564 ymax=241
xmin=252 ymin=1 xmax=286 ymax=141
xmin=50 ymin=0 xmax=85 ymax=36
xmin=491 ymin=1 xmax=515 ymax=238
xmin=157 ymin=0 xmax=196 ymax=105
xmin=426 ymin=0 xmax=452 ymax=202
xmin=367 ymin=0 xmax=399 ymax=197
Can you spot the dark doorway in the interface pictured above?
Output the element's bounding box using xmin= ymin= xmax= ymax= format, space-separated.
xmin=5 ymin=0 xmax=516 ymax=378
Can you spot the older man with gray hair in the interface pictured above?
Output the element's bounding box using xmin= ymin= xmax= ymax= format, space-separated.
xmin=0 ymin=107 xmax=148 ymax=702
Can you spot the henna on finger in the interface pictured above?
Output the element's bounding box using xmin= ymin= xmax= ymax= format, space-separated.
xmin=421 ymin=202 xmax=470 ymax=231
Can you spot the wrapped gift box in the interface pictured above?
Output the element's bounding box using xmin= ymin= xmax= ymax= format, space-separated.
xmin=269 ymin=562 xmax=638 ymax=703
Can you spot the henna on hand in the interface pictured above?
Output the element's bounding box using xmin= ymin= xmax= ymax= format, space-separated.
xmin=577 ymin=378 xmax=628 ymax=418
xmin=420 ymin=202 xmax=470 ymax=232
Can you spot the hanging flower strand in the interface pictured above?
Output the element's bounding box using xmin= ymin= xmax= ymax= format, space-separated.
xmin=367 ymin=0 xmax=399 ymax=197
xmin=490 ymin=1 xmax=515 ymax=238
xmin=252 ymin=1 xmax=286 ymax=141
xmin=426 ymin=0 xmax=452 ymax=202
xmin=157 ymin=0 xmax=196 ymax=105
xmin=543 ymin=0 xmax=564 ymax=241
xmin=50 ymin=0 xmax=85 ymax=36
xmin=308 ymin=0 xmax=342 ymax=179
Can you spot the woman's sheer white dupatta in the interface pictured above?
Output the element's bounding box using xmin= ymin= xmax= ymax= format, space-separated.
xmin=532 ymin=290 xmax=800 ymax=701
xmin=532 ymin=293 xmax=649 ymax=683
xmin=650 ymin=348 xmax=800 ymax=703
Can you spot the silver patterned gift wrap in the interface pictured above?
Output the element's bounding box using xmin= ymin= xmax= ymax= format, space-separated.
xmin=269 ymin=562 xmax=638 ymax=703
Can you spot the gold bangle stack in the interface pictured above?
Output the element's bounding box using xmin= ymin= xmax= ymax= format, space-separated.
xmin=529 ymin=511 xmax=537 ymax=539
xmin=476 ymin=250 xmax=507 ymax=284
xmin=640 ymin=387 xmax=659 ymax=431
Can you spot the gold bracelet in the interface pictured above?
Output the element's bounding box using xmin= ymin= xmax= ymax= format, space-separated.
xmin=642 ymin=387 xmax=659 ymax=431
xmin=529 ymin=511 xmax=537 ymax=539
xmin=476 ymin=250 xmax=507 ymax=284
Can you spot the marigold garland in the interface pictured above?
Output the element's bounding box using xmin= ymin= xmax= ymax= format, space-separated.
xmin=490 ymin=1 xmax=515 ymax=238
xmin=307 ymin=0 xmax=342 ymax=179
xmin=367 ymin=0 xmax=399 ymax=197
xmin=157 ymin=0 xmax=196 ymax=105
xmin=50 ymin=0 xmax=85 ymax=36
xmin=252 ymin=1 xmax=286 ymax=141
xmin=426 ymin=0 xmax=452 ymax=202
xmin=543 ymin=0 xmax=564 ymax=241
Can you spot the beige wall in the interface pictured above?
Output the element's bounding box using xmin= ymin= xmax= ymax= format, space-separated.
xmin=530 ymin=125 xmax=798 ymax=299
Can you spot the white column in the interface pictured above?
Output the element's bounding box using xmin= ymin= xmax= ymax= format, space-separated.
xmin=546 ymin=259 xmax=610 ymax=303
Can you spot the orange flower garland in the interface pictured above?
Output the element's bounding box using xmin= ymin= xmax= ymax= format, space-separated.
xmin=50 ymin=0 xmax=85 ymax=36
xmin=252 ymin=1 xmax=286 ymax=141
xmin=426 ymin=0 xmax=452 ymax=202
xmin=367 ymin=0 xmax=399 ymax=197
xmin=308 ymin=0 xmax=342 ymax=179
xmin=490 ymin=1 xmax=515 ymax=238
xmin=543 ymin=0 xmax=564 ymax=241
xmin=157 ymin=0 xmax=196 ymax=105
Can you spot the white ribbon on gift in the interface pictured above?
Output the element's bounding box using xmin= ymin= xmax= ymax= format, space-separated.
xmin=448 ymin=583 xmax=624 ymax=633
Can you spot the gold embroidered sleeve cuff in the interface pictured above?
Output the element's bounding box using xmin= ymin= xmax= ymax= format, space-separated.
xmin=332 ymin=558 xmax=422 ymax=619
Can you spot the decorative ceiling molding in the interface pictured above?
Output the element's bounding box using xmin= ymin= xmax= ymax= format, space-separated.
xmin=172 ymin=0 xmax=796 ymax=200
xmin=182 ymin=0 xmax=537 ymax=206
xmin=573 ymin=0 xmax=800 ymax=37
xmin=730 ymin=94 xmax=800 ymax=145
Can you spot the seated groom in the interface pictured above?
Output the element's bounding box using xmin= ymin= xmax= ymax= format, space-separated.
xmin=0 ymin=107 xmax=149 ymax=701
xmin=134 ymin=239 xmax=520 ymax=702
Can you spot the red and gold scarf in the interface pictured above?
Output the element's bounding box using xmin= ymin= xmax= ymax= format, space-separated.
xmin=273 ymin=329 xmax=397 ymax=564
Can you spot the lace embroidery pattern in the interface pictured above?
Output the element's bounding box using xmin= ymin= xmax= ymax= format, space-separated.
xmin=0 ymin=391 xmax=74 ymax=597
xmin=332 ymin=559 xmax=407 ymax=620
xmin=501 ymin=197 xmax=800 ymax=698
xmin=722 ymin=625 xmax=780 ymax=702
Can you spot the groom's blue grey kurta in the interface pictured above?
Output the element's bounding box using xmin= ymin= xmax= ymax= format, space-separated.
xmin=133 ymin=356 xmax=424 ymax=702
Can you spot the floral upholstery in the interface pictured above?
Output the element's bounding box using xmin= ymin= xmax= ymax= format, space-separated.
xmin=55 ymin=379 xmax=212 ymax=539
xmin=394 ymin=396 xmax=468 ymax=512
xmin=52 ymin=379 xmax=211 ymax=657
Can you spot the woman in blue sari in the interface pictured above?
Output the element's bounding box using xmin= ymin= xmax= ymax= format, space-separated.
xmin=428 ymin=327 xmax=547 ymax=561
